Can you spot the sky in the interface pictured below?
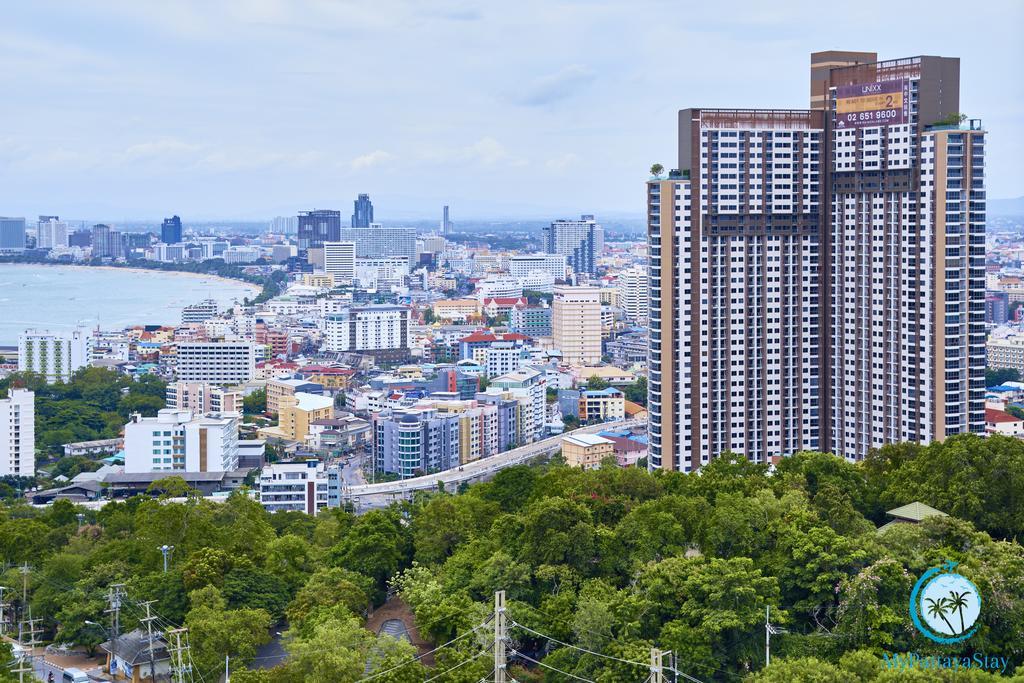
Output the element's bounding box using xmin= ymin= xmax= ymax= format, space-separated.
xmin=2 ymin=0 xmax=1022 ymax=221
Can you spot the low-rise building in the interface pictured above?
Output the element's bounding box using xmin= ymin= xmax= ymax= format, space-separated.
xmin=267 ymin=377 xmax=324 ymax=415
xmin=988 ymin=335 xmax=1024 ymax=375
xmin=562 ymin=433 xmax=614 ymax=470
xmin=266 ymin=392 xmax=335 ymax=443
xmin=62 ymin=437 xmax=123 ymax=459
xmin=578 ymin=387 xmax=625 ymax=423
xmin=985 ymin=407 xmax=1024 ymax=437
xmin=123 ymin=409 xmax=240 ymax=474
xmin=259 ymin=460 xmax=329 ymax=514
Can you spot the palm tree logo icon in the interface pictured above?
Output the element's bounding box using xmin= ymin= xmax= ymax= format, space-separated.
xmin=910 ymin=560 xmax=982 ymax=644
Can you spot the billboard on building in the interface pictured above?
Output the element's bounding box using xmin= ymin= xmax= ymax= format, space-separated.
xmin=835 ymin=79 xmax=909 ymax=128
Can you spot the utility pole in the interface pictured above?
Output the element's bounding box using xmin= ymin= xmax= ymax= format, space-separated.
xmin=140 ymin=600 xmax=159 ymax=682
xmin=765 ymin=606 xmax=770 ymax=667
xmin=650 ymin=648 xmax=665 ymax=683
xmin=166 ymin=628 xmax=192 ymax=683
xmin=764 ymin=606 xmax=784 ymax=668
xmin=106 ymin=584 xmax=125 ymax=678
xmin=493 ymin=591 xmax=507 ymax=683
xmin=16 ymin=617 xmax=42 ymax=683
xmin=19 ymin=564 xmax=30 ymax=628
xmin=0 ymin=585 xmax=9 ymax=636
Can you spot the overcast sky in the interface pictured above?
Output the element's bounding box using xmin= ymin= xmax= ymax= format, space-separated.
xmin=2 ymin=0 xmax=1022 ymax=221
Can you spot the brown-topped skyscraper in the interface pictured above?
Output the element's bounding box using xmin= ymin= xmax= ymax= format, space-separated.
xmin=647 ymin=52 xmax=985 ymax=472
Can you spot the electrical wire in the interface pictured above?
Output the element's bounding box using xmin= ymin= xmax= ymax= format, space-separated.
xmin=356 ymin=619 xmax=492 ymax=682
xmin=421 ymin=648 xmax=490 ymax=683
xmin=508 ymin=648 xmax=596 ymax=683
xmin=511 ymin=620 xmax=650 ymax=669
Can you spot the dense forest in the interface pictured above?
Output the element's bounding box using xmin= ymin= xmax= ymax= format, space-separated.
xmin=1 ymin=433 xmax=1022 ymax=682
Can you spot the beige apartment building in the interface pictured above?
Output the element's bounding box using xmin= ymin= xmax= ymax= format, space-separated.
xmin=552 ymin=286 xmax=602 ymax=367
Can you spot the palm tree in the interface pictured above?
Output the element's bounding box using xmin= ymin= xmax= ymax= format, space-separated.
xmin=947 ymin=590 xmax=972 ymax=634
xmin=925 ymin=597 xmax=957 ymax=635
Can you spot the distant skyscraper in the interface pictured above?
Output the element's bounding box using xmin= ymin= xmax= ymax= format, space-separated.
xmin=352 ymin=194 xmax=374 ymax=228
xmin=0 ymin=217 xmax=26 ymax=252
xmin=297 ymin=209 xmax=342 ymax=251
xmin=91 ymin=224 xmax=123 ymax=259
xmin=36 ymin=216 xmax=67 ymax=249
xmin=270 ymin=216 xmax=298 ymax=234
xmin=68 ymin=229 xmax=92 ymax=248
xmin=161 ymin=215 xmax=182 ymax=244
xmin=339 ymin=224 xmax=417 ymax=261
xmin=323 ymin=241 xmax=356 ymax=281
xmin=544 ymin=215 xmax=603 ymax=275
xmin=442 ymin=205 xmax=451 ymax=235
xmin=617 ymin=265 xmax=649 ymax=325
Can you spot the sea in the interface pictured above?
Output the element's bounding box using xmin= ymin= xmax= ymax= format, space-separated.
xmin=0 ymin=264 xmax=260 ymax=345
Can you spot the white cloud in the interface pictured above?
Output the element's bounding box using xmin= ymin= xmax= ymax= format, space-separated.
xmin=350 ymin=150 xmax=394 ymax=170
xmin=545 ymin=153 xmax=579 ymax=171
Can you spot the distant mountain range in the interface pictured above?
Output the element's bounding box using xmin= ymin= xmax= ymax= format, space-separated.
xmin=989 ymin=197 xmax=1024 ymax=216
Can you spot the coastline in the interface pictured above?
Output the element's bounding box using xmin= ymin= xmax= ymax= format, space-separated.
xmin=0 ymin=261 xmax=262 ymax=295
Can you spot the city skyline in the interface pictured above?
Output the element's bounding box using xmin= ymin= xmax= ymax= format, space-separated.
xmin=2 ymin=1 xmax=1021 ymax=220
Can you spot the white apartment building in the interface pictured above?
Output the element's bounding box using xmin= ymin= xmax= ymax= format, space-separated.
xmin=175 ymin=341 xmax=256 ymax=384
xmin=36 ymin=217 xmax=68 ymax=249
xmin=354 ymin=257 xmax=410 ymax=289
xmin=617 ymin=265 xmax=649 ymax=325
xmin=485 ymin=342 xmax=530 ymax=379
xmin=18 ymin=328 xmax=90 ymax=383
xmin=123 ymin=409 xmax=239 ymax=473
xmin=987 ymin=336 xmax=1024 ymax=375
xmin=552 ymin=286 xmax=602 ymax=366
xmin=324 ymin=305 xmax=411 ymax=364
xmin=0 ymin=389 xmax=34 ymax=477
xmin=508 ymin=253 xmax=568 ymax=280
xmin=323 ymin=241 xmax=356 ymax=282
xmin=258 ymin=460 xmax=329 ymax=514
xmin=476 ymin=276 xmax=524 ymax=302
xmin=181 ymin=299 xmax=222 ymax=324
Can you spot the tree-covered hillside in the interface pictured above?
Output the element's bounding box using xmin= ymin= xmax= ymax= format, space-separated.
xmin=1 ymin=433 xmax=1023 ymax=682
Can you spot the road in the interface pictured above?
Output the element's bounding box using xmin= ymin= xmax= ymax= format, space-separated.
xmin=341 ymin=419 xmax=644 ymax=511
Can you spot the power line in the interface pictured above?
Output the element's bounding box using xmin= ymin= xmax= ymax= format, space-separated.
xmin=356 ymin=618 xmax=492 ymax=683
xmin=510 ymin=619 xmax=649 ymax=670
xmin=422 ymin=649 xmax=491 ymax=683
xmin=507 ymin=648 xmax=596 ymax=683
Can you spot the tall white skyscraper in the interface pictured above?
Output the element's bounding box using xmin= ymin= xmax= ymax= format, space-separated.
xmin=36 ymin=216 xmax=68 ymax=249
xmin=0 ymin=389 xmax=34 ymax=477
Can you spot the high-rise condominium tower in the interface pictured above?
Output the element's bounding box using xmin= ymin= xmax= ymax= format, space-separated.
xmin=647 ymin=52 xmax=984 ymax=472
xmin=298 ymin=209 xmax=342 ymax=251
xmin=161 ymin=215 xmax=182 ymax=244
xmin=544 ymin=215 xmax=603 ymax=275
xmin=352 ymin=193 xmax=374 ymax=228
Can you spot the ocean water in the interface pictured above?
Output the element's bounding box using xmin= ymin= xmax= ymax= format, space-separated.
xmin=0 ymin=264 xmax=260 ymax=345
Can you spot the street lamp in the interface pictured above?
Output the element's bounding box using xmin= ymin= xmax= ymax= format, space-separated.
xmin=158 ymin=545 xmax=175 ymax=573
xmin=76 ymin=513 xmax=85 ymax=529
